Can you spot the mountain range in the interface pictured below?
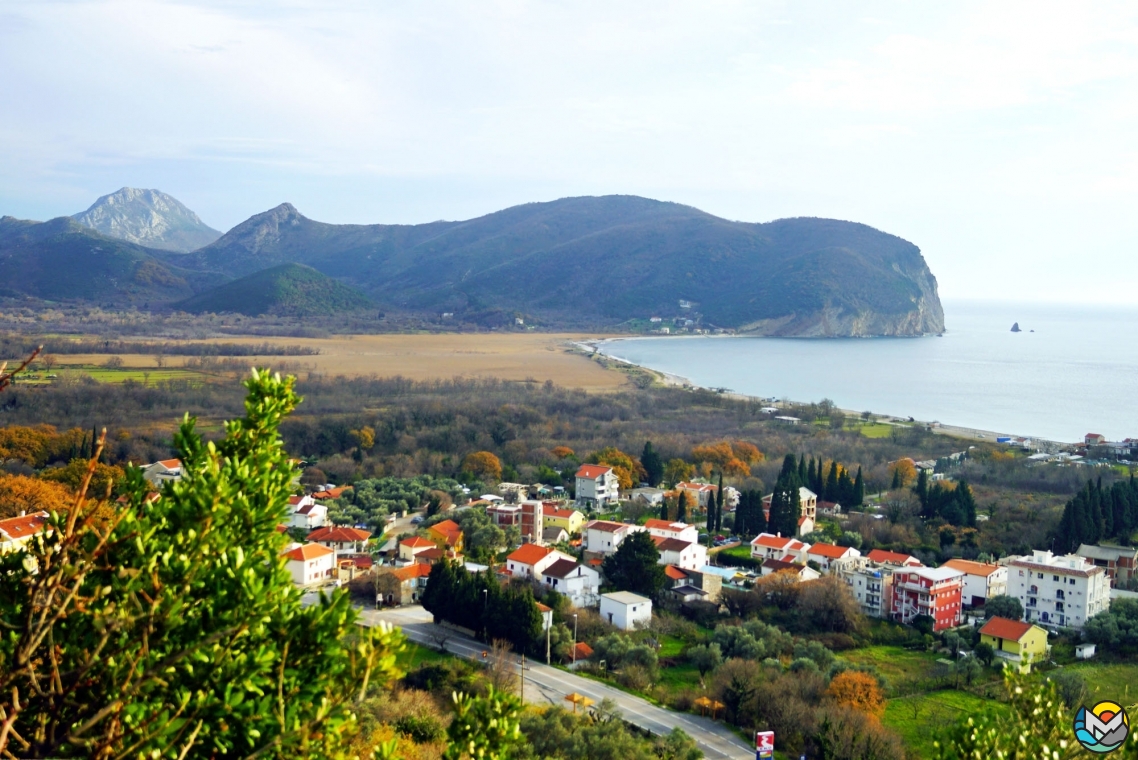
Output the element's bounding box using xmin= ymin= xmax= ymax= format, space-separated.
xmin=1 ymin=190 xmax=945 ymax=336
xmin=72 ymin=187 xmax=222 ymax=252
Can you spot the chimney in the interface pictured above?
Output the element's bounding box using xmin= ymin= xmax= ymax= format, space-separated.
xmin=19 ymin=510 xmax=25 ymax=517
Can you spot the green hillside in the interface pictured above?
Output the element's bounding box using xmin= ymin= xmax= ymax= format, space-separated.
xmin=172 ymin=195 xmax=944 ymax=335
xmin=0 ymin=215 xmax=217 ymax=305
xmin=174 ymin=263 xmax=372 ymax=317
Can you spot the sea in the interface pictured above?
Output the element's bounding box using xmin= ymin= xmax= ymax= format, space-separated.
xmin=595 ymin=300 xmax=1138 ymax=444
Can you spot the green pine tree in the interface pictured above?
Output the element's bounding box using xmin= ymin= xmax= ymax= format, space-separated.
xmin=853 ymin=466 xmax=865 ymax=507
xmin=825 ymin=461 xmax=839 ymax=501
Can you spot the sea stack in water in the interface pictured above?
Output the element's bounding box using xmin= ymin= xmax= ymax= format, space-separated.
xmin=1011 ymin=322 xmax=1021 ymax=332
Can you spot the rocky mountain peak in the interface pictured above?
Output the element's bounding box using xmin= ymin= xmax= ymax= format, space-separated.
xmin=72 ymin=187 xmax=221 ymax=252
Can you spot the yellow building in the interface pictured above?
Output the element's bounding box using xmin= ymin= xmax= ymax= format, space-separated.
xmin=543 ymin=505 xmax=586 ymax=536
xmin=979 ymin=616 xmax=1050 ymax=673
xmin=426 ymin=519 xmax=464 ymax=553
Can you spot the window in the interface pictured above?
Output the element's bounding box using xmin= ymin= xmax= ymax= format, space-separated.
xmin=1053 ymin=575 xmax=1060 ymax=582
xmin=1038 ymin=573 xmax=1044 ymax=579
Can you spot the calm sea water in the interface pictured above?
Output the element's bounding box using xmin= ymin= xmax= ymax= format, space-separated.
xmin=597 ymin=301 xmax=1138 ymax=443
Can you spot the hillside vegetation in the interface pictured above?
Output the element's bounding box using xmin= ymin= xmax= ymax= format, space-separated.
xmin=168 ymin=195 xmax=944 ymax=336
xmin=174 ymin=263 xmax=372 ymax=317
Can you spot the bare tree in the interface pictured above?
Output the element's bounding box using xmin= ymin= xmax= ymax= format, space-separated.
xmin=483 ymin=638 xmax=519 ymax=695
xmin=154 ymin=353 xmax=166 ymax=369
xmin=0 ymin=346 xmax=41 ymax=392
xmin=426 ymin=623 xmax=453 ymax=652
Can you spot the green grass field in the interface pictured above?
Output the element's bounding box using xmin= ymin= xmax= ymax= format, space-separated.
xmin=857 ymin=423 xmax=897 ymax=439
xmin=16 ymin=365 xmax=211 ymax=385
xmin=394 ymin=641 xmax=453 ymax=672
xmin=839 ymin=645 xmax=945 ymax=695
xmin=1062 ymin=661 xmax=1138 ymax=704
xmin=884 ymin=689 xmax=1010 ymax=757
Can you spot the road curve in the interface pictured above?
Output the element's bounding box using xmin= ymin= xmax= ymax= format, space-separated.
xmin=362 ymin=604 xmax=754 ymax=760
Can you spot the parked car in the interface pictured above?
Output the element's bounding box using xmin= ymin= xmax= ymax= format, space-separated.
xmin=410 ymin=515 xmax=424 ymax=525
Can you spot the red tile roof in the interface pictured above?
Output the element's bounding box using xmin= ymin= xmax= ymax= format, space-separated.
xmin=751 ymin=533 xmax=805 ymax=551
xmin=157 ymin=458 xmax=181 ymax=469
xmin=676 ymin=482 xmax=717 ymax=492
xmin=307 ymin=526 xmax=371 ymax=543
xmin=543 ymin=505 xmax=580 ymax=519
xmin=645 ymin=519 xmax=689 ymax=531
xmin=390 ymin=563 xmax=432 ymax=582
xmin=944 ymin=558 xmax=1002 ymax=577
xmin=654 ymin=537 xmax=693 ymax=553
xmin=573 ymin=642 xmax=594 ymax=659
xmin=296 ymin=503 xmax=324 ymax=515
xmin=281 ymin=543 xmax=334 ymax=562
xmin=415 ymin=547 xmax=448 ymax=562
xmin=312 ymin=487 xmax=347 ymax=499
xmin=867 ymin=549 xmax=920 ymax=566
xmin=762 ymin=558 xmax=805 ymax=573
xmin=0 ymin=511 xmax=50 ymax=541
xmin=585 ymin=520 xmax=628 ymax=533
xmin=507 ymin=543 xmax=553 ymax=566
xmin=576 ymin=464 xmax=613 ymax=479
xmin=543 ymin=558 xmax=583 ymax=578
xmin=536 ymin=602 xmax=552 ymax=613
xmin=979 ymin=616 xmax=1035 ymax=642
xmin=428 ymin=519 xmax=463 ymax=546
xmin=664 ymin=565 xmax=688 ymax=581
xmin=807 ymin=543 xmax=852 ymax=559
xmin=275 ymin=524 xmax=290 ymax=533
xmin=400 ymin=536 xmax=434 ymax=548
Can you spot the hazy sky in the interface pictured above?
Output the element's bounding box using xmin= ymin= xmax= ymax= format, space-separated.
xmin=2 ymin=1 xmax=1137 ymax=304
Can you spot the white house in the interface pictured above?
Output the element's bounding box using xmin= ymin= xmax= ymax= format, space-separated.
xmin=575 ymin=465 xmax=620 ymax=508
xmin=599 ymin=591 xmax=652 ymax=630
xmin=750 ymin=533 xmax=810 ymax=564
xmin=289 ymin=495 xmax=328 ymax=529
xmin=943 ymin=559 xmax=1009 ymax=607
xmin=675 ymin=482 xmax=717 ymax=509
xmin=398 ymin=536 xmax=435 ymax=562
xmin=306 ymin=526 xmax=371 ymax=554
xmin=644 ymin=519 xmax=699 ymax=544
xmin=1007 ymin=550 xmax=1111 ymax=629
xmin=540 ymin=558 xmax=602 ymax=608
xmin=584 ymin=520 xmax=646 ymax=555
xmin=0 ymin=511 xmax=50 ymax=555
xmin=653 ymin=536 xmax=708 ymax=572
xmin=625 ymin=487 xmax=666 ymax=506
xmin=281 ymin=542 xmax=336 ymax=587
xmin=760 ymin=558 xmax=821 ymax=582
xmin=141 ymin=458 xmax=183 ymax=485
xmin=806 ymin=543 xmax=861 ymax=573
xmin=505 ymin=543 xmax=575 ymax=579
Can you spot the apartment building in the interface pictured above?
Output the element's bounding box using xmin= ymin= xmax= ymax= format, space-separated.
xmin=891 ymin=566 xmax=964 ymax=632
xmin=1007 ymin=550 xmax=1111 ymax=629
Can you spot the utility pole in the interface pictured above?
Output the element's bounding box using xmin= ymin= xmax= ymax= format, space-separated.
xmin=572 ymin=613 xmax=579 ymax=665
xmin=546 ymin=621 xmax=551 ymax=665
xmin=520 ymin=654 xmax=525 ymax=703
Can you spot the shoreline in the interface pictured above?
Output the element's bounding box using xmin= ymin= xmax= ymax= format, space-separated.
xmin=577 ymin=337 xmax=1075 ymax=449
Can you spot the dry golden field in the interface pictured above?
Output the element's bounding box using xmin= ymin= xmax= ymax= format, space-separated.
xmin=53 ymin=333 xmax=631 ymax=391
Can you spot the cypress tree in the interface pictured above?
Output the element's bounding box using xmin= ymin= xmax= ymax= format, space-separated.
xmin=797 ymin=456 xmax=808 ymax=487
xmin=813 ymin=458 xmax=825 ymax=494
xmin=957 ymin=480 xmax=977 ymax=528
xmin=641 ymin=441 xmax=664 ymax=487
xmin=752 ymin=490 xmax=767 ymax=534
xmin=715 ymin=472 xmax=724 ymax=533
xmin=914 ymin=469 xmax=929 ymax=511
xmin=780 ymin=454 xmax=797 ymax=482
xmin=706 ymin=482 xmax=717 ymax=533
xmin=838 ymin=469 xmax=854 ymax=506
xmin=807 ymin=459 xmax=816 ymax=492
xmin=825 ymin=461 xmax=839 ymax=502
xmin=735 ymin=491 xmax=750 ymax=537
xmin=659 ymin=499 xmax=670 ymax=521
xmin=891 ymin=469 xmax=902 ymax=490
xmin=853 ymin=466 xmax=865 ymax=507
xmin=678 ymin=490 xmax=689 ymax=523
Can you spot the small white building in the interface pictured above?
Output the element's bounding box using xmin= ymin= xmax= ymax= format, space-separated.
xmin=806 ymin=543 xmax=861 ymax=574
xmin=750 ymin=533 xmax=810 ymax=564
xmin=505 ymin=543 xmax=575 ymax=579
xmin=540 ymin=558 xmax=602 ymax=608
xmin=943 ymin=559 xmax=1009 ymax=607
xmin=584 ymin=520 xmax=646 ymax=555
xmin=281 ymin=542 xmax=336 ymax=587
xmin=289 ymin=495 xmax=328 ymax=529
xmin=653 ymin=536 xmax=708 ymax=571
xmin=599 ymin=591 xmax=652 ymax=630
xmin=575 ymin=465 xmax=620 ymax=508
xmin=141 ymin=458 xmax=183 ymax=485
xmin=644 ymin=519 xmax=700 ymax=544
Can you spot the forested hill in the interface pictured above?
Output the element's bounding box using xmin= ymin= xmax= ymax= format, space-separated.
xmin=167 ymin=195 xmax=944 ymax=336
xmin=174 ymin=263 xmax=373 ymax=317
xmin=0 ymin=215 xmax=223 ymax=305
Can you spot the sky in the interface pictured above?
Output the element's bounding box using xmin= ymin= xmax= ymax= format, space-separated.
xmin=2 ymin=0 xmax=1138 ymax=304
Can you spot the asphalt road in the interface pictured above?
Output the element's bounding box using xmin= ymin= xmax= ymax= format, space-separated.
xmin=363 ymin=604 xmax=754 ymax=760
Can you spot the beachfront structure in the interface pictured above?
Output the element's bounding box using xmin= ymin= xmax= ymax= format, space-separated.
xmin=943 ymin=558 xmax=1008 ymax=607
xmin=1007 ymin=550 xmax=1111 ymax=629
xmin=575 ymin=465 xmax=620 ymax=508
xmin=891 ymin=566 xmax=964 ymax=632
xmin=599 ymin=591 xmax=652 ymax=630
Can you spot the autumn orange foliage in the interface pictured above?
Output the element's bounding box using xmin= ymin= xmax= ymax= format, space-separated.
xmin=0 ymin=474 xmax=75 ymax=519
xmin=550 ymin=446 xmax=575 ymax=460
xmin=461 ymin=451 xmax=502 ymax=482
xmin=888 ymin=458 xmax=917 ymax=487
xmin=826 ymin=670 xmax=885 ymax=719
xmin=690 ymin=440 xmax=761 ymax=477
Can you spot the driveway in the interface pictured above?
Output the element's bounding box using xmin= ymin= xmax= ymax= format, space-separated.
xmin=363 ymin=605 xmax=753 ymax=760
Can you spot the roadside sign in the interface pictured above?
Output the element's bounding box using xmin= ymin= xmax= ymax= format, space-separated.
xmin=755 ymin=730 xmax=774 ymax=759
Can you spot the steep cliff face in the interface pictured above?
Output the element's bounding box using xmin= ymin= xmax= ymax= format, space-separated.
xmin=72 ymin=188 xmax=221 ymax=252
